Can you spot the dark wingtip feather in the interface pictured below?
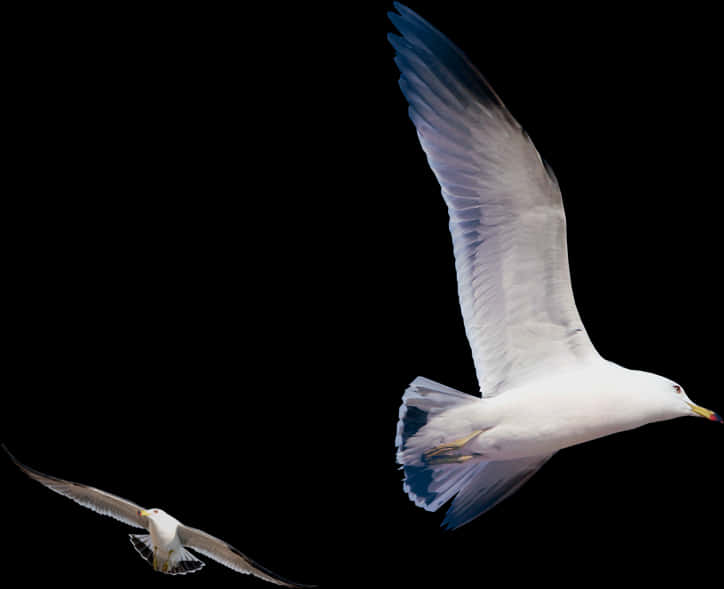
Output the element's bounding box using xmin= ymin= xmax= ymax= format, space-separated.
xmin=386 ymin=31 xmax=405 ymax=52
xmin=3 ymin=443 xmax=33 ymax=475
xmin=391 ymin=2 xmax=434 ymax=31
xmin=387 ymin=1 xmax=514 ymax=120
xmin=1 ymin=442 xmax=16 ymax=461
xmin=387 ymin=11 xmax=411 ymax=38
xmin=227 ymin=544 xmax=316 ymax=589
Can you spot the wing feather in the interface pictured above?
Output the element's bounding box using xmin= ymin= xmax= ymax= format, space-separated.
xmin=178 ymin=524 xmax=312 ymax=588
xmin=4 ymin=444 xmax=148 ymax=529
xmin=389 ymin=3 xmax=599 ymax=396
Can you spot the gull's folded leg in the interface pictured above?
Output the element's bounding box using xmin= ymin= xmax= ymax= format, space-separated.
xmin=422 ymin=429 xmax=485 ymax=464
xmin=161 ymin=549 xmax=175 ymax=573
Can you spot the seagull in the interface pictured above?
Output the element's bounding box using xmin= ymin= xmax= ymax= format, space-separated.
xmin=388 ymin=2 xmax=721 ymax=530
xmin=3 ymin=445 xmax=312 ymax=586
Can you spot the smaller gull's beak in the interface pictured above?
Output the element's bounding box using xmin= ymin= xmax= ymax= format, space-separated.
xmin=139 ymin=509 xmax=150 ymax=517
xmin=688 ymin=403 xmax=723 ymax=423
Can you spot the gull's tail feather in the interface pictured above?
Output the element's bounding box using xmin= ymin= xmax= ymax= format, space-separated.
xmin=395 ymin=377 xmax=480 ymax=512
xmin=395 ymin=377 xmax=553 ymax=528
xmin=129 ymin=534 xmax=157 ymax=568
xmin=168 ymin=550 xmax=205 ymax=575
xmin=129 ymin=534 xmax=204 ymax=575
xmin=395 ymin=377 xmax=478 ymax=464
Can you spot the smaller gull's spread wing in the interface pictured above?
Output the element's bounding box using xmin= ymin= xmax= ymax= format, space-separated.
xmin=178 ymin=524 xmax=313 ymax=588
xmin=389 ymin=3 xmax=599 ymax=396
xmin=3 ymin=444 xmax=148 ymax=529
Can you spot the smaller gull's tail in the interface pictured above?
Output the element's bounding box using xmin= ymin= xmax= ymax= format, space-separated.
xmin=129 ymin=534 xmax=204 ymax=575
xmin=395 ymin=377 xmax=553 ymax=529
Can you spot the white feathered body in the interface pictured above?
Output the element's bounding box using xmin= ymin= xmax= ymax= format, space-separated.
xmin=146 ymin=511 xmax=184 ymax=562
xmin=410 ymin=361 xmax=690 ymax=462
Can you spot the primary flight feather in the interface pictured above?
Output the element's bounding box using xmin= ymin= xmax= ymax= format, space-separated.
xmin=389 ymin=2 xmax=721 ymax=530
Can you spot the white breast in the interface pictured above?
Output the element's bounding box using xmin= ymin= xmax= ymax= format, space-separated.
xmin=148 ymin=513 xmax=181 ymax=551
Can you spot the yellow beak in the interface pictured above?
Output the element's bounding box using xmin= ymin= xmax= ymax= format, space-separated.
xmin=688 ymin=403 xmax=723 ymax=423
xmin=139 ymin=509 xmax=151 ymax=517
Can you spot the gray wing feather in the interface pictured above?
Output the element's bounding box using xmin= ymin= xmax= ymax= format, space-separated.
xmin=4 ymin=445 xmax=148 ymax=529
xmin=178 ymin=524 xmax=313 ymax=588
xmin=441 ymin=454 xmax=554 ymax=530
xmin=389 ymin=3 xmax=599 ymax=396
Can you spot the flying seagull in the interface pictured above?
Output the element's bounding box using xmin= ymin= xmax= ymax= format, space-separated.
xmin=388 ymin=2 xmax=721 ymax=530
xmin=3 ymin=445 xmax=312 ymax=586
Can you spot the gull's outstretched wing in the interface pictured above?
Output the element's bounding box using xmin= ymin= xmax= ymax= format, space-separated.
xmin=389 ymin=3 xmax=599 ymax=396
xmin=178 ymin=524 xmax=313 ymax=588
xmin=3 ymin=444 xmax=148 ymax=529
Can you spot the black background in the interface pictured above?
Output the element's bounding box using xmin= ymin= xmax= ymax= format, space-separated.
xmin=4 ymin=2 xmax=722 ymax=587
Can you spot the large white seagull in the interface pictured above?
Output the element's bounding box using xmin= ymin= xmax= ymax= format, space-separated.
xmin=389 ymin=2 xmax=721 ymax=530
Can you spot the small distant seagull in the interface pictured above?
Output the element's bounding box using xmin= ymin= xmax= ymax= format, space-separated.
xmin=3 ymin=445 xmax=313 ymax=586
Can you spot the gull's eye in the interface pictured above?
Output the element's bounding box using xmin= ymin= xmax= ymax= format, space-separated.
xmin=673 ymin=385 xmax=682 ymax=394
xmin=154 ymin=509 xmax=159 ymax=514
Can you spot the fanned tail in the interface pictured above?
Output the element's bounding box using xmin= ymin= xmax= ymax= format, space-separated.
xmin=129 ymin=534 xmax=155 ymax=567
xmin=129 ymin=534 xmax=205 ymax=575
xmin=395 ymin=377 xmax=479 ymax=512
xmin=396 ymin=377 xmax=552 ymax=529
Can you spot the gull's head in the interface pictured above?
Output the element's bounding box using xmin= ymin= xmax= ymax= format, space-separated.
xmin=138 ymin=508 xmax=179 ymax=530
xmin=626 ymin=371 xmax=721 ymax=424
xmin=649 ymin=376 xmax=722 ymax=423
xmin=138 ymin=508 xmax=181 ymax=531
xmin=672 ymin=384 xmax=722 ymax=423
xmin=138 ymin=508 xmax=166 ymax=521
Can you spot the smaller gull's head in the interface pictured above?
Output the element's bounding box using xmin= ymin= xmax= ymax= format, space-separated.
xmin=138 ymin=508 xmax=167 ymax=521
xmin=138 ymin=508 xmax=180 ymax=532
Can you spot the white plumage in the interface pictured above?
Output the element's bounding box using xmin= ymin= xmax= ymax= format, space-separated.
xmin=389 ymin=2 xmax=721 ymax=530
